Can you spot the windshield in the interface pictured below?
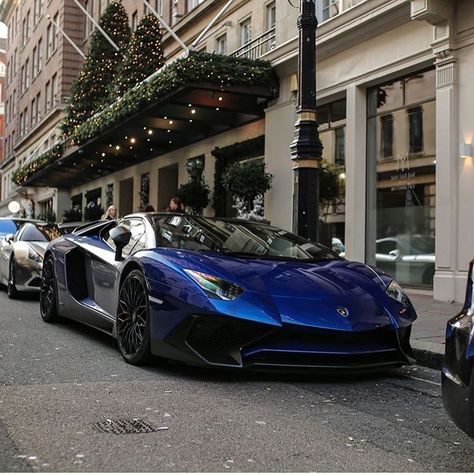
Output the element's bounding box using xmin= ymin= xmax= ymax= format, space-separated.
xmin=151 ymin=216 xmax=339 ymax=262
xmin=20 ymin=223 xmax=60 ymax=242
xmin=0 ymin=220 xmax=19 ymax=237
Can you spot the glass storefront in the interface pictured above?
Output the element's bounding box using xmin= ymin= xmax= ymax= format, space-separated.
xmin=317 ymin=98 xmax=346 ymax=255
xmin=367 ymin=69 xmax=436 ymax=288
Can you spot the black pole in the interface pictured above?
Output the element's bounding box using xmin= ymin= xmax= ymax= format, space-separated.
xmin=290 ymin=0 xmax=323 ymax=242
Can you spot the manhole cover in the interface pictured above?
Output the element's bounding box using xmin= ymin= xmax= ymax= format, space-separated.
xmin=93 ymin=418 xmax=166 ymax=435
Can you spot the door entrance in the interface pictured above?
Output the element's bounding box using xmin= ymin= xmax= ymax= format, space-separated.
xmin=157 ymin=164 xmax=179 ymax=211
xmin=119 ymin=177 xmax=134 ymax=217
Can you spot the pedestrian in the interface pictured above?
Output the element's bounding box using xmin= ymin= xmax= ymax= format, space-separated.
xmin=144 ymin=204 xmax=155 ymax=212
xmin=169 ymin=197 xmax=184 ymax=213
xmin=102 ymin=205 xmax=118 ymax=220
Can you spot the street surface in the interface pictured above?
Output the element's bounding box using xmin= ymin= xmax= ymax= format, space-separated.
xmin=0 ymin=289 xmax=473 ymax=472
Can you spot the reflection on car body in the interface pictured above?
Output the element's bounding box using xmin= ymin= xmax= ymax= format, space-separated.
xmin=375 ymin=234 xmax=435 ymax=286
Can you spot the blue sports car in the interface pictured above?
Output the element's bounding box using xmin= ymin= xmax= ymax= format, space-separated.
xmin=442 ymin=260 xmax=474 ymax=438
xmin=40 ymin=213 xmax=417 ymax=370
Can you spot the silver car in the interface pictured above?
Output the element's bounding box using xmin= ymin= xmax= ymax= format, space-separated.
xmin=0 ymin=222 xmax=59 ymax=298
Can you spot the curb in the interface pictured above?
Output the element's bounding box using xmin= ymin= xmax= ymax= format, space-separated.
xmin=411 ymin=338 xmax=444 ymax=370
xmin=412 ymin=347 xmax=443 ymax=370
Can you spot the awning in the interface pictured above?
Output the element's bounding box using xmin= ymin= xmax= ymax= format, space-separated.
xmin=25 ymin=81 xmax=275 ymax=188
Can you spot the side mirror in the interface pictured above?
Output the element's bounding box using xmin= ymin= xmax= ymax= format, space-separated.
xmin=109 ymin=226 xmax=131 ymax=261
xmin=389 ymin=249 xmax=401 ymax=258
xmin=5 ymin=234 xmax=14 ymax=244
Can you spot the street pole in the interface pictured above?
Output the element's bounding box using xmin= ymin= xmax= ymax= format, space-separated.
xmin=290 ymin=0 xmax=323 ymax=242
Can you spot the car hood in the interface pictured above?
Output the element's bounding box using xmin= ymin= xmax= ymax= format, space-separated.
xmin=148 ymin=250 xmax=413 ymax=332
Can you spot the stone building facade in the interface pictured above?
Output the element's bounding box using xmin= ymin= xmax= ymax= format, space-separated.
xmin=1 ymin=0 xmax=474 ymax=303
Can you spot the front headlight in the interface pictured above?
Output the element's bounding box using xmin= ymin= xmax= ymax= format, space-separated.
xmin=28 ymin=248 xmax=42 ymax=264
xmin=184 ymin=269 xmax=244 ymax=301
xmin=386 ymin=280 xmax=408 ymax=305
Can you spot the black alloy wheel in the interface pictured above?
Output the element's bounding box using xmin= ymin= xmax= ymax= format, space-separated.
xmin=40 ymin=255 xmax=59 ymax=323
xmin=117 ymin=270 xmax=151 ymax=365
xmin=7 ymin=257 xmax=18 ymax=299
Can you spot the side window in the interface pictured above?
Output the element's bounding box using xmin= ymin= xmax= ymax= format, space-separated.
xmin=107 ymin=219 xmax=146 ymax=257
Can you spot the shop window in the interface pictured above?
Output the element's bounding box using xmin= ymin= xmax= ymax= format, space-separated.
xmin=367 ymin=69 xmax=436 ymax=288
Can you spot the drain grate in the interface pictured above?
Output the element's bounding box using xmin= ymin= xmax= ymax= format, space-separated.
xmin=93 ymin=418 xmax=164 ymax=435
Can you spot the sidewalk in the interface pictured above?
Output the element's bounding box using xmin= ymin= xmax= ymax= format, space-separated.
xmin=407 ymin=291 xmax=463 ymax=368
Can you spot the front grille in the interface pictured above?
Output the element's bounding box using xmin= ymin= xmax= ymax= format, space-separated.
xmin=246 ymin=350 xmax=402 ymax=368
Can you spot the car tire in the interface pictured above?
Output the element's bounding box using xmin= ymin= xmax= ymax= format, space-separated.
xmin=7 ymin=257 xmax=18 ymax=299
xmin=40 ymin=255 xmax=60 ymax=323
xmin=117 ymin=269 xmax=151 ymax=365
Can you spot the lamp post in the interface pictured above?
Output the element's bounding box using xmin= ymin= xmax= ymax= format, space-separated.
xmin=290 ymin=0 xmax=323 ymax=242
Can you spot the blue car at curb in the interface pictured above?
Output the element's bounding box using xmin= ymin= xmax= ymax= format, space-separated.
xmin=40 ymin=213 xmax=417 ymax=371
xmin=443 ymin=260 xmax=474 ymax=438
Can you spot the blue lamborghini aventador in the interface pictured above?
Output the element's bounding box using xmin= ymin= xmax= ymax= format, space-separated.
xmin=40 ymin=213 xmax=417 ymax=370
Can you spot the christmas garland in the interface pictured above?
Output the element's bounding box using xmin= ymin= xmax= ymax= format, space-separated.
xmin=12 ymin=143 xmax=65 ymax=186
xmin=14 ymin=53 xmax=276 ymax=187
xmin=68 ymin=52 xmax=276 ymax=146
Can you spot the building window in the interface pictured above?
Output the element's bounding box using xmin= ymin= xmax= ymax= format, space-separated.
xmin=31 ymin=98 xmax=36 ymax=125
xmin=335 ymin=127 xmax=345 ymax=166
xmin=20 ymin=64 xmax=25 ymax=93
xmin=25 ymin=58 xmax=30 ymax=90
xmin=154 ymin=0 xmax=163 ymax=16
xmin=367 ymin=69 xmax=436 ymax=288
xmin=85 ymin=0 xmax=94 ymax=38
xmin=22 ymin=18 xmax=27 ymax=46
xmin=239 ymin=18 xmax=252 ymax=47
xmin=321 ymin=0 xmax=339 ymax=21
xmin=34 ymin=0 xmax=42 ymax=24
xmin=216 ymin=33 xmax=227 ymax=55
xmin=46 ymin=23 xmax=53 ymax=58
xmin=380 ymin=114 xmax=394 ymax=159
xmin=37 ymin=37 xmax=43 ymax=74
xmin=36 ymin=92 xmax=41 ymax=121
xmin=51 ymin=74 xmax=58 ymax=107
xmin=45 ymin=80 xmax=51 ymax=111
xmin=266 ymin=2 xmax=276 ymax=30
xmin=408 ymin=106 xmax=424 ymax=154
xmin=316 ymin=98 xmax=347 ymax=253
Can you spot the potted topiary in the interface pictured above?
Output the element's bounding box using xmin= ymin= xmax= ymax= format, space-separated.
xmin=177 ymin=181 xmax=210 ymax=216
xmin=222 ymin=161 xmax=273 ymax=219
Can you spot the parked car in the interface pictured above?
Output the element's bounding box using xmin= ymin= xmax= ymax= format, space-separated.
xmin=375 ymin=235 xmax=435 ymax=286
xmin=40 ymin=213 xmax=417 ymax=370
xmin=0 ymin=217 xmax=42 ymax=239
xmin=0 ymin=222 xmax=58 ymax=298
xmin=442 ymin=259 xmax=474 ymax=438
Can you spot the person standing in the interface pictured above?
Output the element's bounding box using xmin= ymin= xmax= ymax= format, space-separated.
xmin=169 ymin=197 xmax=184 ymax=213
xmin=102 ymin=205 xmax=118 ymax=220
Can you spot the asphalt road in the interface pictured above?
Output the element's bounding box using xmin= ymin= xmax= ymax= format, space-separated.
xmin=1 ymin=290 xmax=473 ymax=472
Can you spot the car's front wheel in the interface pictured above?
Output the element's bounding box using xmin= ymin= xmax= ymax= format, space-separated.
xmin=7 ymin=257 xmax=18 ymax=299
xmin=40 ymin=255 xmax=60 ymax=323
xmin=117 ymin=270 xmax=151 ymax=365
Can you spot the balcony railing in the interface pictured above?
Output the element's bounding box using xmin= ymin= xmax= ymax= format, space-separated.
xmin=231 ymin=27 xmax=276 ymax=60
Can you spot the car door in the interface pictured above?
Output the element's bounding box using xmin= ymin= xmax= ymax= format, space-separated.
xmin=94 ymin=218 xmax=147 ymax=317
